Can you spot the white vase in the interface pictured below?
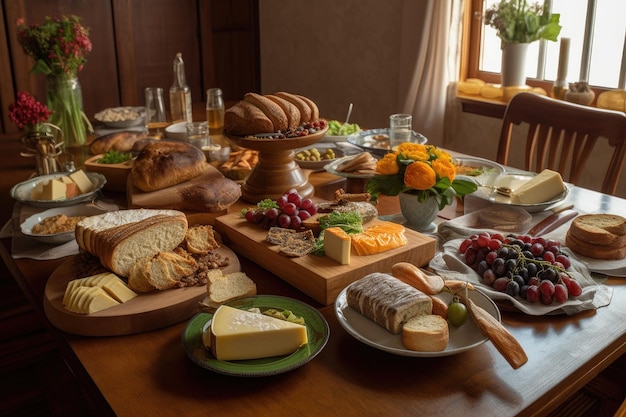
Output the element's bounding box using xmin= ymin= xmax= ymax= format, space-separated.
xmin=501 ymin=43 xmax=529 ymax=87
xmin=399 ymin=192 xmax=439 ymax=233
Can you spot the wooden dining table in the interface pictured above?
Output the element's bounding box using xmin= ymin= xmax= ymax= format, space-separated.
xmin=1 ymin=133 xmax=625 ymax=417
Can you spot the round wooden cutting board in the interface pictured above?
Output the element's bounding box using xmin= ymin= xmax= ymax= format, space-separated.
xmin=43 ymin=245 xmax=240 ymax=336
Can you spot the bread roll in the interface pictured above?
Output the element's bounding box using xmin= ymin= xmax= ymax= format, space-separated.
xmin=275 ymin=92 xmax=312 ymax=122
xmin=402 ymin=314 xmax=449 ymax=352
xmin=131 ymin=141 xmax=206 ymax=192
xmin=266 ymin=94 xmax=301 ymax=129
xmin=177 ymin=177 xmax=242 ymax=212
xmin=296 ymin=94 xmax=319 ymax=121
xmin=244 ymin=92 xmax=288 ymax=132
xmin=346 ymin=273 xmax=432 ymax=334
xmin=90 ymin=131 xmax=148 ymax=155
xmin=224 ymin=100 xmax=274 ymax=136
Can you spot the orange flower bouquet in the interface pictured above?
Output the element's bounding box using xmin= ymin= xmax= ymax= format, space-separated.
xmin=366 ymin=143 xmax=477 ymax=210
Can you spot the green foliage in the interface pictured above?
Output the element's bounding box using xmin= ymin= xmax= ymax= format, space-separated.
xmin=484 ymin=0 xmax=561 ymax=44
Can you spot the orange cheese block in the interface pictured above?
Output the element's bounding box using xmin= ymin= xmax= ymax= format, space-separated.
xmin=351 ymin=221 xmax=408 ymax=255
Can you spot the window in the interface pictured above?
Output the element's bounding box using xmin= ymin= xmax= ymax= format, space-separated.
xmin=463 ymin=0 xmax=626 ymax=92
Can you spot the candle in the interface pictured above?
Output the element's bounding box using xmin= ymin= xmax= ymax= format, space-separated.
xmin=557 ymin=37 xmax=570 ymax=81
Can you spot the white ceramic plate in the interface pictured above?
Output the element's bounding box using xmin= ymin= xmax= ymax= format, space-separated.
xmin=347 ymin=128 xmax=427 ymax=156
xmin=94 ymin=106 xmax=145 ymax=129
xmin=335 ymin=285 xmax=500 ymax=357
xmin=165 ymin=121 xmax=187 ymax=140
xmin=20 ymin=204 xmax=108 ymax=244
xmin=11 ymin=172 xmax=107 ymax=208
xmin=294 ymin=145 xmax=343 ymax=171
xmin=475 ymin=172 xmax=569 ymax=213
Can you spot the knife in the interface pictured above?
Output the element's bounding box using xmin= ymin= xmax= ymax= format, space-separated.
xmin=527 ymin=208 xmax=578 ymax=236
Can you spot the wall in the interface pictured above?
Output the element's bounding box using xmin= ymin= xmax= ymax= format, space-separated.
xmin=258 ymin=0 xmax=405 ymax=128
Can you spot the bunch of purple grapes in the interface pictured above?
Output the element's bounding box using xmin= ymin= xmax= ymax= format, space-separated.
xmin=459 ymin=232 xmax=583 ymax=305
xmin=244 ymin=189 xmax=318 ymax=230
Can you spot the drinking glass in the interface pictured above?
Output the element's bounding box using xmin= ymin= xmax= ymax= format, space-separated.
xmin=145 ymin=87 xmax=167 ymax=139
xmin=186 ymin=121 xmax=209 ymax=149
xmin=389 ymin=113 xmax=412 ymax=149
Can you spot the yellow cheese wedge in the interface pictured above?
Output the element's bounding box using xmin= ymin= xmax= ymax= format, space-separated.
xmin=68 ymin=169 xmax=94 ymax=194
xmin=324 ymin=227 xmax=351 ymax=265
xmin=509 ymin=169 xmax=566 ymax=204
xmin=63 ymin=272 xmax=137 ymax=310
xmin=207 ymin=305 xmax=308 ymax=361
xmin=85 ymin=287 xmax=120 ymax=314
xmin=37 ymin=179 xmax=67 ymax=200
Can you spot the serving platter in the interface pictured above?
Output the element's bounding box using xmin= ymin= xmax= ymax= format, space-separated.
xmin=335 ymin=285 xmax=499 ymax=357
xmin=20 ymin=204 xmax=109 ymax=245
xmin=182 ymin=295 xmax=329 ymax=377
xmin=11 ymin=171 xmax=107 ymax=208
xmin=43 ymin=245 xmax=240 ymax=336
xmin=347 ymin=128 xmax=427 ymax=156
xmin=474 ymin=172 xmax=569 ymax=213
xmin=294 ymin=145 xmax=343 ymax=171
xmin=214 ymin=213 xmax=436 ymax=305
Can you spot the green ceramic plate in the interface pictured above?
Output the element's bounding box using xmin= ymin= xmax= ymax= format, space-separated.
xmin=182 ymin=295 xmax=329 ymax=377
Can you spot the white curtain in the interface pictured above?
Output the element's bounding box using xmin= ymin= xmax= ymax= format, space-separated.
xmin=398 ymin=0 xmax=462 ymax=146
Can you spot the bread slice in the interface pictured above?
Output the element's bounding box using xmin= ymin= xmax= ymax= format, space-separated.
xmin=565 ymin=229 xmax=626 ymax=260
xmin=184 ymin=224 xmax=220 ymax=254
xmin=206 ymin=270 xmax=257 ymax=308
xmin=569 ymin=214 xmax=626 ymax=245
xmin=346 ymin=273 xmax=432 ymax=334
xmin=402 ymin=314 xmax=449 ymax=352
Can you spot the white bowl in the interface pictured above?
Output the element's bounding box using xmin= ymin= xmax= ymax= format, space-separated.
xmin=165 ymin=121 xmax=188 ymax=140
xmin=94 ymin=106 xmax=145 ymax=129
xmin=21 ymin=205 xmax=108 ymax=245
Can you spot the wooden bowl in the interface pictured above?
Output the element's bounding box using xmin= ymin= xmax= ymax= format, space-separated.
xmin=84 ymin=154 xmax=133 ymax=192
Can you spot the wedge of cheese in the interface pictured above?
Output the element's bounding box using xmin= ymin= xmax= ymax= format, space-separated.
xmin=324 ymin=227 xmax=351 ymax=265
xmin=63 ymin=272 xmax=137 ymax=314
xmin=207 ymin=305 xmax=308 ymax=361
xmin=65 ymin=286 xmax=120 ymax=314
xmin=509 ymin=169 xmax=566 ymax=204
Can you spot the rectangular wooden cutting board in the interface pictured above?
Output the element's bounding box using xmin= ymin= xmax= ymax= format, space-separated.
xmin=215 ymin=213 xmax=437 ymax=305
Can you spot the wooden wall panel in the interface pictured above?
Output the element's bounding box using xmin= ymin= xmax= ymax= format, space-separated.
xmin=0 ymin=0 xmax=259 ymax=134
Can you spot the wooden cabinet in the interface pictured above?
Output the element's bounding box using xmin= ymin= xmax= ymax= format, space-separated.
xmin=0 ymin=0 xmax=259 ymax=134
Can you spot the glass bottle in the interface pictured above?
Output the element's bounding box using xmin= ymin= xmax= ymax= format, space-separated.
xmin=206 ymin=88 xmax=227 ymax=151
xmin=169 ymin=53 xmax=192 ymax=123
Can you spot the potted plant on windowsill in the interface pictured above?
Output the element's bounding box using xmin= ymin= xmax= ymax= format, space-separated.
xmin=484 ymin=0 xmax=561 ymax=87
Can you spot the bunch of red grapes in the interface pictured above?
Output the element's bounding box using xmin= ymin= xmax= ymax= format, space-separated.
xmin=459 ymin=232 xmax=583 ymax=305
xmin=244 ymin=189 xmax=318 ymax=230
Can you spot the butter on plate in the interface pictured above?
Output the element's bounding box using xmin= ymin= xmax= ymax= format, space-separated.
xmin=509 ymin=169 xmax=566 ymax=205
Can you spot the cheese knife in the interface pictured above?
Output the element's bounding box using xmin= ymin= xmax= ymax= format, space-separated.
xmin=526 ymin=206 xmax=578 ymax=237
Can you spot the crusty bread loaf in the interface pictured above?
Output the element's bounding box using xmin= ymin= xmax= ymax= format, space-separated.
xmin=75 ymin=209 xmax=188 ymax=277
xmin=177 ymin=178 xmax=242 ymax=212
xmin=346 ymin=272 xmax=432 ymax=334
xmin=89 ymin=131 xmax=148 ymax=155
xmin=569 ymin=214 xmax=626 ymax=245
xmin=275 ymin=92 xmax=312 ymax=122
xmin=296 ymin=94 xmax=320 ymax=121
xmin=224 ymin=100 xmax=274 ymax=136
xmin=402 ymin=314 xmax=449 ymax=352
xmin=131 ymin=141 xmax=207 ymax=192
xmin=206 ymin=269 xmax=257 ymax=308
xmin=266 ymin=94 xmax=301 ymax=129
xmin=244 ymin=92 xmax=288 ymax=132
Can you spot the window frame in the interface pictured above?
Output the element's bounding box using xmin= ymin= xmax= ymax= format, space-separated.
xmin=460 ymin=0 xmax=612 ymax=98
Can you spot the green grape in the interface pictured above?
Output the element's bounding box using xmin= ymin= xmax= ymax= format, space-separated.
xmin=448 ymin=298 xmax=468 ymax=327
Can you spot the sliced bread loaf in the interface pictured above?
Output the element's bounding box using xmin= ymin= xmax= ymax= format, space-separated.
xmin=565 ymin=229 xmax=626 ymax=260
xmin=569 ymin=214 xmax=626 ymax=245
xmin=402 ymin=314 xmax=449 ymax=352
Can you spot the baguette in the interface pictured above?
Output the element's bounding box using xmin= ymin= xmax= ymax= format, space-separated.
xmin=391 ymin=262 xmax=445 ymax=295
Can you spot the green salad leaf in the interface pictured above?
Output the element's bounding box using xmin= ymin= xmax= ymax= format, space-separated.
xmin=96 ymin=150 xmax=132 ymax=164
xmin=312 ymin=211 xmax=364 ymax=255
xmin=327 ymin=119 xmax=361 ymax=136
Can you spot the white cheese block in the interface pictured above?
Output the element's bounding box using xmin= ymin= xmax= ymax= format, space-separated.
xmin=509 ymin=169 xmax=566 ymax=204
xmin=38 ymin=179 xmax=67 ymax=200
xmin=324 ymin=227 xmax=351 ymax=265
xmin=69 ymin=169 xmax=94 ymax=193
xmin=207 ymin=305 xmax=308 ymax=361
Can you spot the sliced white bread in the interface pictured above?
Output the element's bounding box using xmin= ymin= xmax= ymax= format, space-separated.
xmin=401 ymin=314 xmax=449 ymax=352
xmin=206 ymin=270 xmax=257 ymax=308
xmin=569 ymin=214 xmax=626 ymax=245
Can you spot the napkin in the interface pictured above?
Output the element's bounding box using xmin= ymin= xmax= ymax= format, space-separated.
xmin=3 ymin=200 xmax=119 ymax=261
xmin=429 ymin=220 xmax=613 ymax=316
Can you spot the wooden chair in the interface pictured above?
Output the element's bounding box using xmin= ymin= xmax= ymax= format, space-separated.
xmin=496 ymin=92 xmax=626 ymax=195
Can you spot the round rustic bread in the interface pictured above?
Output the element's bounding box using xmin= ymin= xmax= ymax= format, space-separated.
xmin=565 ymin=229 xmax=626 ymax=260
xmin=569 ymin=214 xmax=626 ymax=245
xmin=131 ymin=141 xmax=206 ymax=192
xmin=401 ymin=314 xmax=449 ymax=352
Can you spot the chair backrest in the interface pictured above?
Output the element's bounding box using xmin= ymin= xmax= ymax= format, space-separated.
xmin=496 ymin=92 xmax=626 ymax=195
